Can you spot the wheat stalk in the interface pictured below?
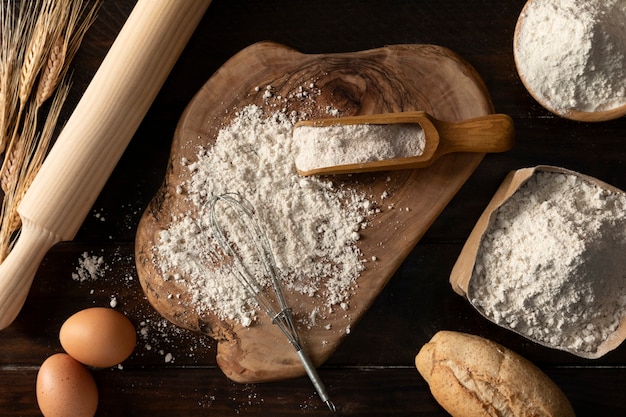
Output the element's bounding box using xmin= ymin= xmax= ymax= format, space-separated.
xmin=0 ymin=0 xmax=100 ymax=261
xmin=0 ymin=106 xmax=34 ymax=259
xmin=0 ymin=5 xmax=9 ymax=154
xmin=35 ymin=33 xmax=67 ymax=108
xmin=0 ymin=79 xmax=71 ymax=259
xmin=0 ymin=138 xmax=22 ymax=196
xmin=35 ymin=0 xmax=99 ymax=107
xmin=0 ymin=0 xmax=33 ymax=155
xmin=18 ymin=0 xmax=57 ymax=109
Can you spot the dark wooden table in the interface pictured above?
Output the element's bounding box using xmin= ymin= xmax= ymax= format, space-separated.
xmin=2 ymin=1 xmax=626 ymax=415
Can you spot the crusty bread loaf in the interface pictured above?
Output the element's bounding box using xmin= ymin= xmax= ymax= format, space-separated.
xmin=415 ymin=331 xmax=575 ymax=417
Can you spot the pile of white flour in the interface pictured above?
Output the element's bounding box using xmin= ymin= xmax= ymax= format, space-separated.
xmin=515 ymin=0 xmax=626 ymax=113
xmin=294 ymin=123 xmax=425 ymax=172
xmin=469 ymin=170 xmax=626 ymax=354
xmin=154 ymin=105 xmax=376 ymax=326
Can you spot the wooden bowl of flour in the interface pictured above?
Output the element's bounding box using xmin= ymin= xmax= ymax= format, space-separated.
xmin=451 ymin=165 xmax=626 ymax=358
xmin=514 ymin=0 xmax=626 ymax=121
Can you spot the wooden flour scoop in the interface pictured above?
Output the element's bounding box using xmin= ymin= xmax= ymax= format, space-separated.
xmin=294 ymin=111 xmax=514 ymax=176
xmin=0 ymin=0 xmax=212 ymax=330
xmin=450 ymin=165 xmax=626 ymax=359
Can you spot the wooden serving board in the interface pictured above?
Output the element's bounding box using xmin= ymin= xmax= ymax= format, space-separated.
xmin=135 ymin=41 xmax=494 ymax=383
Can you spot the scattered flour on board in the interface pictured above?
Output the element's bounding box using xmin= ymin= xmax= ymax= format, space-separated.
xmin=469 ymin=170 xmax=626 ymax=354
xmin=154 ymin=104 xmax=379 ymax=326
xmin=515 ymin=0 xmax=626 ymax=112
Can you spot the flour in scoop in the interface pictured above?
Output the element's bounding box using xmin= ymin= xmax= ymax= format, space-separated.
xmin=515 ymin=0 xmax=626 ymax=113
xmin=469 ymin=171 xmax=626 ymax=354
xmin=154 ymin=105 xmax=377 ymax=326
xmin=294 ymin=123 xmax=426 ymax=172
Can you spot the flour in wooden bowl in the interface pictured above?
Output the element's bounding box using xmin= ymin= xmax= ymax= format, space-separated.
xmin=514 ymin=0 xmax=626 ymax=114
xmin=469 ymin=170 xmax=626 ymax=355
xmin=154 ymin=105 xmax=377 ymax=326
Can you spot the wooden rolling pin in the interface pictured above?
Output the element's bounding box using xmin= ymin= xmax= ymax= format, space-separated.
xmin=0 ymin=0 xmax=212 ymax=330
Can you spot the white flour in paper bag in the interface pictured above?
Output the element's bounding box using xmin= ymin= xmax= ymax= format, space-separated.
xmin=470 ymin=171 xmax=626 ymax=354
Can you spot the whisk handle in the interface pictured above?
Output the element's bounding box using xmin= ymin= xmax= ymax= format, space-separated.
xmin=296 ymin=349 xmax=336 ymax=412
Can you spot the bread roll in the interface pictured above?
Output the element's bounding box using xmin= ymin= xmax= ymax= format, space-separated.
xmin=415 ymin=331 xmax=575 ymax=417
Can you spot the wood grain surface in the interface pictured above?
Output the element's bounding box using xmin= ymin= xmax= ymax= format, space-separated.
xmin=135 ymin=41 xmax=493 ymax=383
xmin=1 ymin=0 xmax=626 ymax=416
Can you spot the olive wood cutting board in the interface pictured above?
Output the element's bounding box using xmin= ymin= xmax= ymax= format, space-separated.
xmin=135 ymin=41 xmax=494 ymax=383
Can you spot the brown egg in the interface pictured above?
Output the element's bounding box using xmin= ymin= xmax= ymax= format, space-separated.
xmin=60 ymin=307 xmax=137 ymax=368
xmin=36 ymin=353 xmax=98 ymax=417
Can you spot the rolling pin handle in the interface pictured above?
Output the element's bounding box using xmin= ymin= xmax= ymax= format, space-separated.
xmin=0 ymin=220 xmax=62 ymax=329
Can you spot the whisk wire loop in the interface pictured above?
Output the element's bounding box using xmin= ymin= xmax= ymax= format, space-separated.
xmin=207 ymin=194 xmax=282 ymax=323
xmin=206 ymin=193 xmax=335 ymax=412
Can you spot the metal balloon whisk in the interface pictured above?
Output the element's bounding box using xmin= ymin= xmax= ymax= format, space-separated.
xmin=206 ymin=192 xmax=336 ymax=413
